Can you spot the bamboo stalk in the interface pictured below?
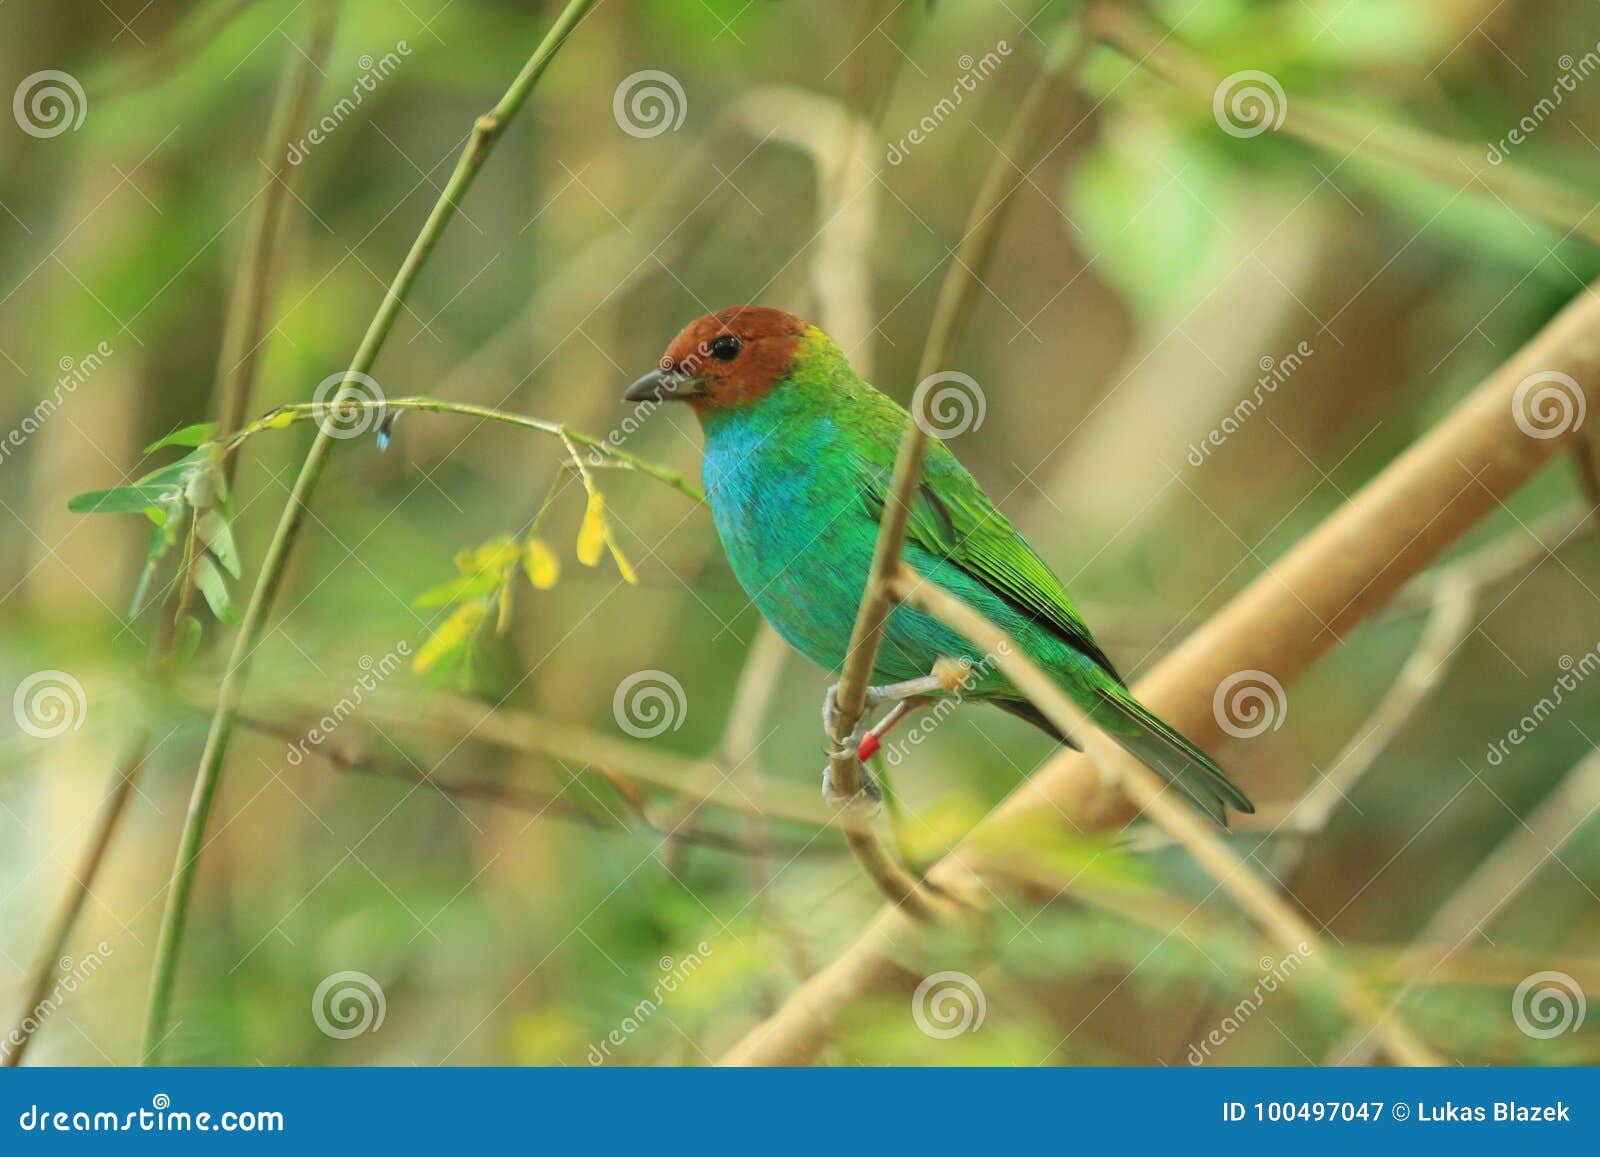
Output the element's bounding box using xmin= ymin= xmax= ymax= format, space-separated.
xmin=140 ymin=0 xmax=602 ymax=1063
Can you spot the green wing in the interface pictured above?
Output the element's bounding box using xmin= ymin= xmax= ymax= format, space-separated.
xmin=860 ymin=446 xmax=1122 ymax=683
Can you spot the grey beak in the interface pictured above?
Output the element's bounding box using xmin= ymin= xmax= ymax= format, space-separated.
xmin=623 ymin=369 xmax=707 ymax=403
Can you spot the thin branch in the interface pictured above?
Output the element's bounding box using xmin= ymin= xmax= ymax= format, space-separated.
xmin=1087 ymin=2 xmax=1600 ymax=246
xmin=141 ymin=0 xmax=602 ymax=1064
xmin=9 ymin=10 xmax=337 ymax=1067
xmin=227 ymin=396 xmax=703 ymax=504
xmin=1279 ymin=573 xmax=1476 ymax=853
xmin=215 ymin=6 xmax=336 ymax=475
xmin=1572 ymin=436 xmax=1600 ymax=540
xmin=226 ymin=683 xmax=839 ymax=831
xmin=234 ymin=715 xmax=836 ymax=860
xmin=819 ymin=30 xmax=1089 ymax=918
xmin=891 ymin=566 xmax=1442 ymax=1066
xmin=1331 ymin=744 xmax=1600 ymax=1064
xmin=3 ymin=740 xmax=147 ymax=1067
xmin=718 ymin=274 xmax=1600 ymax=1067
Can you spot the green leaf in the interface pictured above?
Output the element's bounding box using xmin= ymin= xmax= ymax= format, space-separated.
xmin=193 ymin=554 xmax=239 ymax=624
xmin=413 ymin=571 xmax=501 ymax=608
xmin=173 ymin=614 xmax=203 ymax=666
xmin=145 ymin=422 xmax=217 ymax=454
xmin=129 ymin=510 xmax=184 ymax=616
xmin=70 ymin=484 xmax=182 ymax=514
xmin=196 ymin=509 xmax=241 ymax=578
xmin=414 ymin=601 xmax=488 ymax=674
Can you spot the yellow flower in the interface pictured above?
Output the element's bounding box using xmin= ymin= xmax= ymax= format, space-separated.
xmin=523 ymin=538 xmax=560 ymax=589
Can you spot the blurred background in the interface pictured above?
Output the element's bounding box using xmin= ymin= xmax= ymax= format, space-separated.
xmin=2 ymin=0 xmax=1599 ymax=1066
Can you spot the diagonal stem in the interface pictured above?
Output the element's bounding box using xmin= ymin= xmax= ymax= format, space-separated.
xmin=890 ymin=566 xmax=1443 ymax=1067
xmin=139 ymin=0 xmax=601 ymax=1063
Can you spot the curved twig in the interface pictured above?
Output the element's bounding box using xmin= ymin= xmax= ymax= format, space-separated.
xmin=141 ymin=0 xmax=603 ymax=1063
xmin=719 ymin=274 xmax=1600 ymax=1066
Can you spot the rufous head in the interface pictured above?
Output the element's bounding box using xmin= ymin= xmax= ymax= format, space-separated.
xmin=623 ymin=306 xmax=810 ymax=415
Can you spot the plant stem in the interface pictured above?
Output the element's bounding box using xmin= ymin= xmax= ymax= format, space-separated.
xmin=891 ymin=567 xmax=1442 ymax=1067
xmin=229 ymin=397 xmax=704 ymax=503
xmin=821 ymin=30 xmax=1086 ymax=914
xmin=3 ymin=739 xmax=148 ymax=1067
xmin=9 ymin=10 xmax=336 ymax=1067
xmin=215 ymin=4 xmax=336 ymax=478
xmin=140 ymin=0 xmax=601 ymax=1063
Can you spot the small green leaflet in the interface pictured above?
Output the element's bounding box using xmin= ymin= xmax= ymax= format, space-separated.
xmin=192 ymin=554 xmax=239 ymax=624
xmin=144 ymin=422 xmax=218 ymax=454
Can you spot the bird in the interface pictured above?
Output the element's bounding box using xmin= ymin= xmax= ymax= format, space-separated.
xmin=623 ymin=305 xmax=1254 ymax=824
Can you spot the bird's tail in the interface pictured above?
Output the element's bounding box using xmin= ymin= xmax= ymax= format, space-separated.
xmin=1091 ymin=687 xmax=1254 ymax=825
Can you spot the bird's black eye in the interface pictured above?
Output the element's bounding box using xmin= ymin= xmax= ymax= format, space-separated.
xmin=709 ymin=335 xmax=742 ymax=361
